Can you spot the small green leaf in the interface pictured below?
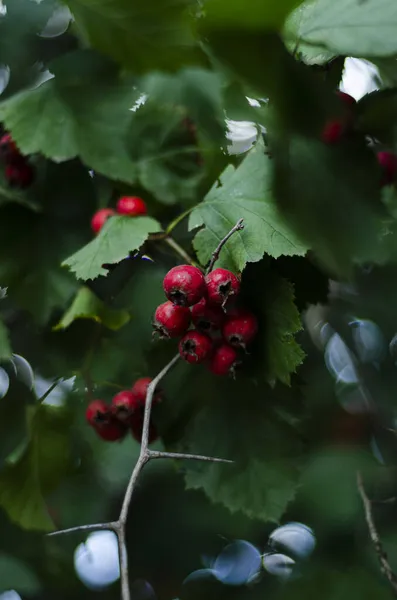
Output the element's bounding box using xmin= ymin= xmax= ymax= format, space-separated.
xmin=54 ymin=286 xmax=130 ymax=331
xmin=204 ymin=0 xmax=305 ymax=31
xmin=0 ymin=319 xmax=12 ymax=361
xmin=0 ymin=404 xmax=72 ymax=532
xmin=0 ymin=554 xmax=41 ymax=593
xmin=63 ymin=215 xmax=162 ymax=281
xmin=189 ymin=142 xmax=308 ymax=272
xmin=0 ymin=50 xmax=140 ymax=183
xmin=292 ymin=0 xmax=397 ymax=57
xmin=64 ymin=0 xmax=199 ymax=72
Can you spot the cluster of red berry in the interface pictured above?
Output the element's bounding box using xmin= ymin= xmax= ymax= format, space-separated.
xmin=322 ymin=91 xmax=397 ymax=185
xmin=86 ymin=377 xmax=160 ymax=443
xmin=0 ymin=132 xmax=34 ymax=188
xmin=154 ymin=265 xmax=258 ymax=376
xmin=91 ymin=196 xmax=148 ymax=234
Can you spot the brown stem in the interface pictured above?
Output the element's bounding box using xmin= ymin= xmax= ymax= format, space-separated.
xmin=206 ymin=218 xmax=244 ymax=274
xmin=357 ymin=470 xmax=397 ymax=595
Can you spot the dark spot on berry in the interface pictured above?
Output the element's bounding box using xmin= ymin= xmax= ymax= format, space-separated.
xmin=219 ymin=281 xmax=231 ymax=296
xmin=198 ymin=319 xmax=210 ymax=331
xmin=183 ymin=340 xmax=195 ymax=352
xmin=170 ymin=290 xmax=186 ymax=305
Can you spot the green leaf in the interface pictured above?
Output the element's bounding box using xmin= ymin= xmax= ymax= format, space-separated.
xmin=273 ymin=135 xmax=389 ymax=276
xmin=189 ymin=142 xmax=308 ymax=272
xmin=0 ymin=378 xmax=34 ymax=468
xmin=0 ymin=554 xmax=41 ymax=594
xmin=0 ymin=0 xmax=59 ymax=70
xmin=0 ymin=319 xmax=12 ymax=361
xmin=0 ymin=50 xmax=140 ymax=183
xmin=260 ymin=273 xmax=305 ymax=386
xmin=356 ymin=89 xmax=397 ymax=145
xmin=141 ymin=68 xmax=226 ymax=143
xmin=292 ymin=0 xmax=397 ymax=58
xmin=170 ymin=377 xmax=303 ymax=523
xmin=204 ymin=0 xmax=305 ymax=31
xmin=63 ymin=215 xmax=162 ymax=280
xmin=0 ymin=404 xmax=72 ymax=532
xmin=54 ymin=286 xmax=130 ymax=331
xmin=64 ymin=0 xmax=199 ymax=72
xmin=0 ymin=160 xmax=95 ymax=324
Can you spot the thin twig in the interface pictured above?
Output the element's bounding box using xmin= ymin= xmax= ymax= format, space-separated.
xmin=148 ymin=450 xmax=233 ymax=464
xmin=207 ymin=218 xmax=245 ymax=274
xmin=357 ymin=470 xmax=397 ymax=595
xmin=163 ymin=236 xmax=199 ymax=268
xmin=47 ymin=522 xmax=117 ymax=537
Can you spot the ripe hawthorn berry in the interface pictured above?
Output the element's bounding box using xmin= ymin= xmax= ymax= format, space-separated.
xmin=116 ymin=196 xmax=147 ymax=216
xmin=131 ymin=377 xmax=162 ymax=406
xmin=222 ymin=309 xmax=258 ymax=350
xmin=111 ymin=390 xmax=140 ymax=423
xmin=321 ymin=119 xmax=345 ymax=144
xmin=208 ymin=343 xmax=239 ymax=377
xmin=130 ymin=408 xmax=159 ymax=444
xmin=163 ymin=265 xmax=206 ymax=307
xmin=191 ymin=297 xmax=225 ymax=334
xmin=377 ymin=151 xmax=397 ymax=186
xmin=0 ymin=133 xmax=19 ymax=160
xmin=205 ymin=268 xmax=240 ymax=307
xmin=91 ymin=208 xmax=116 ymax=234
xmin=179 ymin=330 xmax=213 ymax=364
xmin=153 ymin=301 xmax=191 ymax=338
xmin=86 ymin=400 xmax=126 ymax=441
xmin=5 ymin=161 xmax=34 ymax=188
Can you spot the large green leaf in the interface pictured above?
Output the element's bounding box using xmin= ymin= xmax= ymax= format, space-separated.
xmin=189 ymin=142 xmax=308 ymax=272
xmin=169 ymin=376 xmax=303 ymax=523
xmin=63 ymin=215 xmax=162 ymax=280
xmin=0 ymin=50 xmax=139 ymax=183
xmin=0 ymin=161 xmax=95 ymax=324
xmin=64 ymin=0 xmax=199 ymax=72
xmin=273 ymin=135 xmax=390 ymax=276
xmin=203 ymin=0 xmax=305 ymax=31
xmin=292 ymin=0 xmax=397 ymax=58
xmin=0 ymin=554 xmax=41 ymax=593
xmin=0 ymin=404 xmax=72 ymax=532
xmin=54 ymin=286 xmax=130 ymax=331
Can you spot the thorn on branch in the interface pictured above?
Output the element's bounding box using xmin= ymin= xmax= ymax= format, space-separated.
xmin=148 ymin=450 xmax=233 ymax=464
xmin=47 ymin=522 xmax=117 ymax=537
xmin=207 ymin=218 xmax=244 ymax=274
xmin=357 ymin=470 xmax=397 ymax=596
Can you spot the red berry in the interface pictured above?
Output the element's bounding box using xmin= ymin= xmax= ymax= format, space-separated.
xmin=86 ymin=399 xmax=126 ymax=441
xmin=111 ymin=390 xmax=140 ymax=423
xmin=0 ymin=133 xmax=19 ymax=160
xmin=205 ymin=268 xmax=240 ymax=307
xmin=336 ymin=91 xmax=356 ymax=106
xmin=208 ymin=343 xmax=239 ymax=376
xmin=86 ymin=400 xmax=110 ymax=426
xmin=179 ymin=330 xmax=213 ymax=364
xmin=130 ymin=408 xmax=159 ymax=444
xmin=153 ymin=301 xmax=191 ymax=339
xmin=163 ymin=265 xmax=206 ymax=307
xmin=131 ymin=377 xmax=162 ymax=406
xmin=95 ymin=420 xmax=127 ymax=441
xmin=91 ymin=208 xmax=116 ymax=234
xmin=321 ymin=119 xmax=345 ymax=143
xmin=5 ymin=161 xmax=34 ymax=188
xmin=191 ymin=297 xmax=225 ymax=333
xmin=222 ymin=309 xmax=258 ymax=349
xmin=116 ymin=196 xmax=147 ymax=216
xmin=377 ymin=151 xmax=397 ymax=186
